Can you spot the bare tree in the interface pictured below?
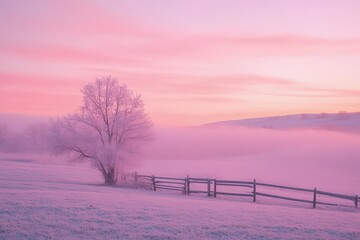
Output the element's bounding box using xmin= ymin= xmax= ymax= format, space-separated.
xmin=50 ymin=76 xmax=153 ymax=185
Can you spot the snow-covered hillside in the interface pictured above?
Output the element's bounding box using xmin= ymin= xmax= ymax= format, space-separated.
xmin=203 ymin=112 xmax=360 ymax=132
xmin=1 ymin=158 xmax=360 ymax=240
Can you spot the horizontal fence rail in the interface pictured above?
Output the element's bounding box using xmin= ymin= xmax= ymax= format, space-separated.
xmin=317 ymin=190 xmax=355 ymax=200
xmin=153 ymin=176 xmax=186 ymax=193
xmin=256 ymin=182 xmax=314 ymax=193
xmin=128 ymin=172 xmax=359 ymax=210
xmin=256 ymin=192 xmax=313 ymax=204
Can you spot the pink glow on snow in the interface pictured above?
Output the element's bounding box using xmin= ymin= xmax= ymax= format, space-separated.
xmin=1 ymin=159 xmax=359 ymax=239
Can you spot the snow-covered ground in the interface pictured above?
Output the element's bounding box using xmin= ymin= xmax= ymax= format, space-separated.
xmin=1 ymin=158 xmax=360 ymax=240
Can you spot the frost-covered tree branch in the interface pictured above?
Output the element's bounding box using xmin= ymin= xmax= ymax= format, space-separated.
xmin=49 ymin=76 xmax=153 ymax=185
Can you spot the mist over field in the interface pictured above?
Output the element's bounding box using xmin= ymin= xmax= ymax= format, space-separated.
xmin=1 ymin=113 xmax=359 ymax=193
xmin=141 ymin=125 xmax=360 ymax=193
xmin=1 ymin=114 xmax=360 ymax=239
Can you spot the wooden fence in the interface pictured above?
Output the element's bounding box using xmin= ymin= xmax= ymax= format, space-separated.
xmin=125 ymin=173 xmax=359 ymax=209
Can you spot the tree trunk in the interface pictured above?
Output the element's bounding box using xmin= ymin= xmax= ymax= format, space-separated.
xmin=103 ymin=167 xmax=117 ymax=185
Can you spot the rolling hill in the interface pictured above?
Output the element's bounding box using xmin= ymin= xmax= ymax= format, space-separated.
xmin=202 ymin=112 xmax=360 ymax=132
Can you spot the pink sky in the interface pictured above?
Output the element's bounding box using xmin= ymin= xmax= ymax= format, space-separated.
xmin=1 ymin=0 xmax=360 ymax=126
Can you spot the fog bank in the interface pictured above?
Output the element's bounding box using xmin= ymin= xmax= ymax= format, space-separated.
xmin=140 ymin=126 xmax=360 ymax=193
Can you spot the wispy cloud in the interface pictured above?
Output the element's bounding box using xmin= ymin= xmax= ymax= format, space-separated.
xmin=88 ymin=71 xmax=294 ymax=94
xmin=3 ymin=35 xmax=360 ymax=66
xmin=0 ymin=73 xmax=82 ymax=91
xmin=265 ymin=86 xmax=360 ymax=98
xmin=2 ymin=0 xmax=360 ymax=67
xmin=0 ymin=89 xmax=81 ymax=116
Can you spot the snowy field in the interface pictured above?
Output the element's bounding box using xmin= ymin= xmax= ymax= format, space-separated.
xmin=1 ymin=158 xmax=360 ymax=240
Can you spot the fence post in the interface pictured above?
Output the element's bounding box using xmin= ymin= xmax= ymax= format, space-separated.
xmin=134 ymin=172 xmax=138 ymax=185
xmin=313 ymin=188 xmax=317 ymax=208
xmin=152 ymin=175 xmax=156 ymax=191
xmin=207 ymin=178 xmax=211 ymax=197
xmin=182 ymin=178 xmax=186 ymax=194
xmin=214 ymin=179 xmax=217 ymax=198
xmin=355 ymin=195 xmax=358 ymax=209
xmin=253 ymin=179 xmax=257 ymax=202
xmin=186 ymin=175 xmax=190 ymax=195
